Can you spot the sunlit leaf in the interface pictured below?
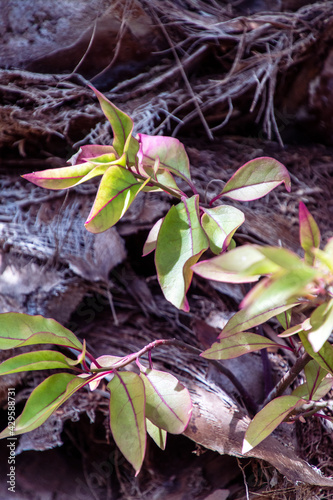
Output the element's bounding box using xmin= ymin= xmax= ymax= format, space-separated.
xmin=90 ymin=86 xmax=136 ymax=157
xmin=299 ymin=202 xmax=321 ymax=264
xmin=192 ymin=245 xmax=265 ymax=284
xmin=107 ymin=371 xmax=146 ymax=476
xmin=0 ymin=313 xmax=83 ymax=351
xmin=85 ymin=160 xmax=149 ymax=233
xmin=299 ymin=331 xmax=333 ymax=374
xmin=220 ymin=303 xmax=296 ymax=338
xmin=69 ymin=145 xmax=117 ymax=165
xmin=201 ymin=205 xmax=244 ymax=254
xmin=22 ymin=162 xmax=96 ymax=190
xmin=137 ymin=134 xmax=192 ymax=185
xmin=307 ymin=300 xmax=333 ymax=352
xmin=0 ymin=373 xmax=86 ymax=438
xmin=142 ymin=218 xmax=164 ymax=256
xmin=220 ymin=157 xmax=291 ymax=202
xmin=202 ymin=332 xmax=278 ymax=360
xmin=278 ymin=323 xmax=304 ymax=338
xmin=155 ymin=195 xmax=208 ymax=311
xmin=146 ymin=419 xmax=167 ymax=450
xmin=241 ymin=268 xmax=317 ymax=317
xmin=140 ymin=367 xmax=192 ymax=434
xmin=242 ymin=396 xmax=303 ymax=453
xmin=257 ymin=246 xmax=306 ymax=271
xmin=316 ymin=238 xmax=333 ymax=272
xmin=0 ymin=350 xmax=78 ymax=375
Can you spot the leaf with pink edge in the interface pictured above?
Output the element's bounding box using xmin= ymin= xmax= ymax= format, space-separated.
xmin=0 ymin=313 xmax=83 ymax=351
xmin=292 ymin=360 xmax=332 ymax=400
xmin=202 ymin=332 xmax=278 ymax=360
xmin=22 ymin=162 xmax=97 ymax=190
xmin=220 ymin=157 xmax=291 ymax=202
xmin=299 ymin=202 xmax=321 ymax=264
xmin=192 ymin=245 xmax=266 ymax=284
xmin=242 ymin=395 xmax=304 ymax=453
xmin=85 ymin=159 xmax=149 ymax=233
xmin=0 ymin=350 xmax=79 ymax=375
xmin=201 ymin=205 xmax=245 ymax=254
xmin=90 ymin=86 xmax=137 ymax=158
xmin=155 ymin=195 xmax=208 ymax=311
xmin=299 ymin=331 xmax=333 ymax=374
xmin=137 ymin=134 xmax=192 ymax=185
xmin=140 ymin=367 xmax=192 ymax=434
xmin=0 ymin=373 xmax=87 ymax=438
xmin=107 ymin=371 xmax=146 ymax=476
xmin=220 ymin=303 xmax=296 ymax=338
xmin=69 ymin=145 xmax=117 ymax=165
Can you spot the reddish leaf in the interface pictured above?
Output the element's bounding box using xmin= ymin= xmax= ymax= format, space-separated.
xmin=299 ymin=202 xmax=320 ymax=263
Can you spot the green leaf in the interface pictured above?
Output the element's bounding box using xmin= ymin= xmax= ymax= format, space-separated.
xmin=107 ymin=371 xmax=146 ymax=476
xmin=142 ymin=218 xmax=164 ymax=256
xmin=139 ymin=157 xmax=182 ymax=195
xmin=276 ymin=308 xmax=292 ymax=330
xmin=299 ymin=202 xmax=321 ymax=264
xmin=314 ymin=238 xmax=333 ymax=272
xmin=192 ymin=245 xmax=265 ymax=284
xmin=307 ymin=300 xmax=333 ymax=352
xmin=242 ymin=268 xmax=317 ymax=317
xmin=0 ymin=313 xmax=83 ymax=350
xmin=22 ymin=162 xmax=97 ymax=190
xmin=0 ymin=350 xmax=78 ymax=375
xmin=85 ymin=160 xmax=148 ymax=233
xmin=299 ymin=331 xmax=333 ymax=374
xmin=292 ymin=378 xmax=333 ymax=400
xmin=202 ymin=332 xmax=278 ymax=360
xmin=0 ymin=373 xmax=86 ymax=438
xmin=201 ymin=205 xmax=244 ymax=254
xmin=279 ymin=322 xmax=304 ymax=338
xmin=140 ymin=368 xmax=192 ymax=434
xmin=257 ymin=246 xmax=306 ymax=271
xmin=138 ymin=134 xmax=192 ymax=185
xmin=221 ymin=157 xmax=291 ymax=202
xmin=242 ymin=396 xmax=303 ymax=453
xmin=220 ymin=303 xmax=296 ymax=338
xmin=304 ymin=360 xmax=328 ymax=397
xmin=146 ymin=419 xmax=167 ymax=450
xmin=155 ymin=195 xmax=208 ymax=311
xmin=90 ymin=86 xmax=136 ymax=157
xmin=292 ymin=360 xmax=332 ymax=400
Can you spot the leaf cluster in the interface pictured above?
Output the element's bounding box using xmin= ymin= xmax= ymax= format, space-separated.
xmin=2 ymin=86 xmax=331 ymax=468
xmin=0 ymin=314 xmax=191 ymax=475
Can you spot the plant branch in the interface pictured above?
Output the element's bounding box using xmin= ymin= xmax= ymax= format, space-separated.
xmin=132 ymin=171 xmax=184 ymax=199
xmin=259 ymin=351 xmax=312 ymax=410
xmin=89 ymin=338 xmax=257 ymax=414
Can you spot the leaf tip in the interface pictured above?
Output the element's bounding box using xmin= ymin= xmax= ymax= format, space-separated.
xmin=242 ymin=439 xmax=253 ymax=454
